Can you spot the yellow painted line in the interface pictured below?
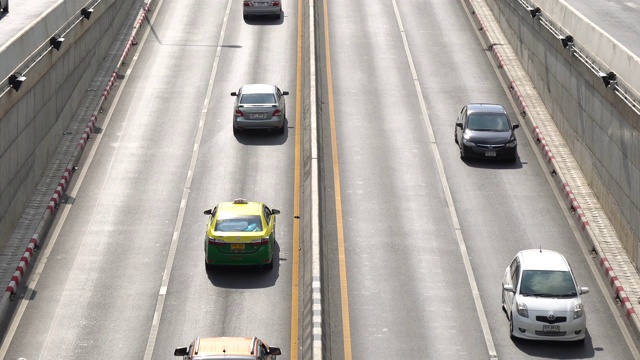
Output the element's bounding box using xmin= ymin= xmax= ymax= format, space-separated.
xmin=289 ymin=0 xmax=303 ymax=358
xmin=322 ymin=0 xmax=353 ymax=358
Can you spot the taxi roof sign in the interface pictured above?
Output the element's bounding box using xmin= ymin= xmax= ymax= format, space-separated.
xmin=233 ymin=198 xmax=248 ymax=204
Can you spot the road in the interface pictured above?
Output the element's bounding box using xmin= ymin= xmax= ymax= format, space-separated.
xmin=1 ymin=0 xmax=299 ymax=358
xmin=1 ymin=0 xmax=640 ymax=359
xmin=318 ymin=0 xmax=639 ymax=359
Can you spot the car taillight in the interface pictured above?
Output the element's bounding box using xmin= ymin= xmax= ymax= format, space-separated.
xmin=235 ymin=109 xmax=244 ymax=116
xmin=272 ymin=109 xmax=282 ymax=116
xmin=208 ymin=237 xmax=226 ymax=246
xmin=251 ymin=238 xmax=269 ymax=246
xmin=244 ymin=1 xmax=252 ymax=6
xmin=271 ymin=1 xmax=280 ymax=5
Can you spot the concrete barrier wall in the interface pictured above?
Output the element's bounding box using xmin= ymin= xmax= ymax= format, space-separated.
xmin=0 ymin=0 xmax=98 ymax=81
xmin=485 ymin=0 xmax=640 ymax=264
xmin=0 ymin=0 xmax=138 ymax=249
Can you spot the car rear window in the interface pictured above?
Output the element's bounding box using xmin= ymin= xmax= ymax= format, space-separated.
xmin=467 ymin=114 xmax=510 ymax=131
xmin=240 ymin=93 xmax=276 ymax=105
xmin=519 ymin=270 xmax=576 ymax=297
xmin=215 ymin=216 xmax=263 ymax=232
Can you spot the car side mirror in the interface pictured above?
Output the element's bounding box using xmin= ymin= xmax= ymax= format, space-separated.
xmin=174 ymin=347 xmax=189 ymax=356
xmin=455 ymin=121 xmax=463 ymax=129
xmin=271 ymin=209 xmax=281 ymax=215
xmin=230 ymin=92 xmax=238 ymax=96
xmin=502 ymin=284 xmax=515 ymax=293
xmin=579 ymin=287 xmax=589 ymax=295
xmin=512 ymin=123 xmax=520 ymax=130
xmin=204 ymin=209 xmax=212 ymax=215
xmin=267 ymin=347 xmax=282 ymax=356
xmin=282 ymin=91 xmax=289 ymax=96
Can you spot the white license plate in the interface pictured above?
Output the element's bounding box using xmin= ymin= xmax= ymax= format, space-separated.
xmin=255 ymin=2 xmax=269 ymax=5
xmin=485 ymin=150 xmax=497 ymax=157
xmin=252 ymin=113 xmax=265 ymax=119
xmin=543 ymin=325 xmax=560 ymax=332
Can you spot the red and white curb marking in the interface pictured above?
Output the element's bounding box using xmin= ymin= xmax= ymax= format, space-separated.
xmin=4 ymin=3 xmax=152 ymax=297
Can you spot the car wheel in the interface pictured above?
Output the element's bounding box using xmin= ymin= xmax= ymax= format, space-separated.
xmin=276 ymin=125 xmax=285 ymax=134
xmin=454 ymin=130 xmax=458 ymax=145
xmin=243 ymin=14 xmax=249 ymax=20
xmin=459 ymin=145 xmax=466 ymax=160
xmin=2 ymin=2 xmax=8 ymax=12
xmin=233 ymin=125 xmax=241 ymax=134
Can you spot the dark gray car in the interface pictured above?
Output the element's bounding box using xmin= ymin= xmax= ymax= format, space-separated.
xmin=454 ymin=103 xmax=519 ymax=162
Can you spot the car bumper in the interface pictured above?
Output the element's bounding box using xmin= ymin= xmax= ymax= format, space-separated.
xmin=243 ymin=6 xmax=281 ymax=16
xmin=234 ymin=116 xmax=284 ymax=130
xmin=462 ymin=144 xmax=517 ymax=160
xmin=511 ymin=314 xmax=586 ymax=341
xmin=206 ymin=246 xmax=272 ymax=266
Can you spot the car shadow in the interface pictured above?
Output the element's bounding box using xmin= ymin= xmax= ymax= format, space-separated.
xmin=511 ymin=330 xmax=597 ymax=359
xmin=234 ymin=118 xmax=289 ymax=146
xmin=461 ymin=157 xmax=525 ymax=170
xmin=243 ymin=12 xmax=285 ymax=26
xmin=206 ymin=241 xmax=282 ymax=289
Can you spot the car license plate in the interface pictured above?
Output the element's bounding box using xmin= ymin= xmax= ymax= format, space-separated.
xmin=255 ymin=2 xmax=268 ymax=5
xmin=231 ymin=244 xmax=245 ymax=250
xmin=543 ymin=325 xmax=560 ymax=332
xmin=252 ymin=113 xmax=265 ymax=119
xmin=485 ymin=150 xmax=497 ymax=157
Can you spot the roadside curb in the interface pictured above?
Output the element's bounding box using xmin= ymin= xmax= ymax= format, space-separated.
xmin=465 ymin=0 xmax=640 ymax=343
xmin=0 ymin=1 xmax=153 ymax=330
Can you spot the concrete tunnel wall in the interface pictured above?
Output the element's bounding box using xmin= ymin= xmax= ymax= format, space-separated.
xmin=486 ymin=0 xmax=640 ymax=265
xmin=0 ymin=0 xmax=138 ymax=250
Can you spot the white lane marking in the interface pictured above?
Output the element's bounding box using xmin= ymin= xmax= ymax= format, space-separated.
xmin=0 ymin=13 xmax=144 ymax=360
xmin=390 ymin=1 xmax=498 ymax=359
xmin=142 ymin=0 xmax=234 ymax=357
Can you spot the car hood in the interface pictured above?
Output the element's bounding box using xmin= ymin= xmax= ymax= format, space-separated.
xmin=464 ymin=130 xmax=514 ymax=144
xmin=516 ymin=295 xmax=582 ymax=312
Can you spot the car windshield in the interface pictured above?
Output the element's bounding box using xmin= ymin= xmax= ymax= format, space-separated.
xmin=467 ymin=114 xmax=510 ymax=131
xmin=519 ymin=270 xmax=577 ymax=297
xmin=214 ymin=216 xmax=263 ymax=232
xmin=240 ymin=93 xmax=276 ymax=105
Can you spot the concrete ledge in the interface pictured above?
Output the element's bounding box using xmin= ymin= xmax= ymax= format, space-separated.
xmin=532 ymin=0 xmax=640 ymax=101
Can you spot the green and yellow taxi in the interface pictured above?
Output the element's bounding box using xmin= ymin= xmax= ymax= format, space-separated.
xmin=203 ymin=199 xmax=280 ymax=270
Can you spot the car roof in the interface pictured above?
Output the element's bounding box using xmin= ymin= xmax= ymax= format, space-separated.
xmin=518 ymin=249 xmax=570 ymax=272
xmin=217 ymin=200 xmax=263 ymax=216
xmin=194 ymin=337 xmax=255 ymax=356
xmin=240 ymin=84 xmax=276 ymax=94
xmin=466 ymin=103 xmax=507 ymax=115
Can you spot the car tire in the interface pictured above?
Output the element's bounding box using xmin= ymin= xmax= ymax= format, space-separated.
xmin=276 ymin=125 xmax=285 ymax=134
xmin=265 ymin=258 xmax=274 ymax=270
xmin=509 ymin=314 xmax=515 ymax=340
xmin=459 ymin=145 xmax=466 ymax=160
xmin=2 ymin=2 xmax=8 ymax=12
xmin=233 ymin=125 xmax=241 ymax=134
xmin=243 ymin=14 xmax=249 ymax=20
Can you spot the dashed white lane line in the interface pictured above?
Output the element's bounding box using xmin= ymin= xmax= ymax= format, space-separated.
xmin=142 ymin=0 xmax=234 ymax=358
xmin=390 ymin=1 xmax=498 ymax=359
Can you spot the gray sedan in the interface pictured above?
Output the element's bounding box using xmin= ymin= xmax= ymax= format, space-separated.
xmin=243 ymin=0 xmax=282 ymax=19
xmin=231 ymin=84 xmax=289 ymax=134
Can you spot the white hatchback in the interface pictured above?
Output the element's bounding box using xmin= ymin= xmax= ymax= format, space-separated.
xmin=502 ymin=249 xmax=589 ymax=342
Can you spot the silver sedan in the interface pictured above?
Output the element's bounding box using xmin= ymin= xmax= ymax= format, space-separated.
xmin=231 ymin=84 xmax=289 ymax=134
xmin=243 ymin=0 xmax=282 ymax=19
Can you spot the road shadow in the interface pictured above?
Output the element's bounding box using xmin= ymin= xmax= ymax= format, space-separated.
xmin=511 ymin=329 xmax=597 ymax=359
xmin=206 ymin=241 xmax=283 ymax=289
xmin=461 ymin=156 xmax=525 ymax=170
xmin=243 ymin=12 xmax=285 ymax=26
xmin=234 ymin=118 xmax=289 ymax=146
